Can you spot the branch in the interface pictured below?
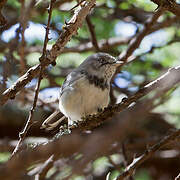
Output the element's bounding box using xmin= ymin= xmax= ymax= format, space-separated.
xmin=76 ymin=65 xmax=180 ymax=130
xmin=25 ymin=14 xmax=178 ymax=55
xmin=149 ymin=16 xmax=179 ymax=33
xmin=117 ymin=129 xmax=180 ymax=180
xmin=117 ymin=7 xmax=165 ymax=64
xmin=18 ymin=0 xmax=36 ymax=74
xmin=28 ymin=155 xmax=54 ymax=180
xmin=86 ymin=15 xmax=100 ymax=51
xmin=0 ymin=0 xmax=96 ymax=106
xmin=151 ymin=0 xmax=180 ymax=17
xmin=110 ymin=6 xmax=153 ymax=23
xmin=19 ymin=0 xmax=26 ymax=74
xmin=51 ymin=36 xmax=130 ymax=53
xmin=126 ymin=35 xmax=180 ymax=64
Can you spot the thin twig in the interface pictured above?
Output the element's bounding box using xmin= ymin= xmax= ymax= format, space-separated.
xmin=86 ymin=15 xmax=100 ymax=52
xmin=117 ymin=129 xmax=180 ymax=180
xmin=108 ymin=156 xmax=122 ymax=172
xmin=28 ymin=155 xmax=54 ymax=180
xmin=11 ymin=67 xmax=43 ymax=157
xmin=24 ymin=16 xmax=179 ymax=55
xmin=19 ymin=0 xmax=26 ymax=74
xmin=19 ymin=0 xmax=36 ymax=74
xmin=122 ymin=143 xmax=135 ymax=180
xmin=19 ymin=0 xmax=27 ymax=104
xmin=70 ymin=0 xmax=86 ymax=11
xmin=127 ymin=36 xmax=180 ymax=64
xmin=117 ymin=7 xmax=165 ymax=66
xmin=11 ymin=0 xmax=55 ymax=158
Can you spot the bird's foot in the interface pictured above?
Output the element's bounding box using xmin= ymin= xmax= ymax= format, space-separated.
xmin=68 ymin=121 xmax=79 ymax=129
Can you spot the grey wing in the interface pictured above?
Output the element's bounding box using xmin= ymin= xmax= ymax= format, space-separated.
xmin=60 ymin=70 xmax=84 ymax=96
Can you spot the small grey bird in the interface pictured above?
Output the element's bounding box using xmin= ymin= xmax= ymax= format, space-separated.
xmin=41 ymin=53 xmax=122 ymax=130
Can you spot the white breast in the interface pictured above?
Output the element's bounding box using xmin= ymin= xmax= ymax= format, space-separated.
xmin=59 ymin=76 xmax=109 ymax=125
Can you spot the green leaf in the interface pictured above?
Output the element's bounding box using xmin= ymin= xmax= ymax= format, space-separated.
xmin=0 ymin=152 xmax=11 ymax=163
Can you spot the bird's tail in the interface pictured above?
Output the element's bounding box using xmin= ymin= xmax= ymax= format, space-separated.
xmin=41 ymin=110 xmax=66 ymax=131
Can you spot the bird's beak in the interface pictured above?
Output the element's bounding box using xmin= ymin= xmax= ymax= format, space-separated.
xmin=113 ymin=60 xmax=124 ymax=67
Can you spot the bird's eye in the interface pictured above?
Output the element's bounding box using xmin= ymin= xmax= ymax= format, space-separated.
xmin=99 ymin=59 xmax=104 ymax=63
xmin=99 ymin=59 xmax=107 ymax=66
xmin=101 ymin=62 xmax=108 ymax=66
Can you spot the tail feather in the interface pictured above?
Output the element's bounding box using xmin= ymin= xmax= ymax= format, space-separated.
xmin=41 ymin=110 xmax=66 ymax=130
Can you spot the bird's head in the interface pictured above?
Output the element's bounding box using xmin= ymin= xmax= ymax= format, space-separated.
xmin=78 ymin=53 xmax=123 ymax=82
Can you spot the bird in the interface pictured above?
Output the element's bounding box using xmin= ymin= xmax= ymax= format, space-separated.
xmin=41 ymin=53 xmax=122 ymax=130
